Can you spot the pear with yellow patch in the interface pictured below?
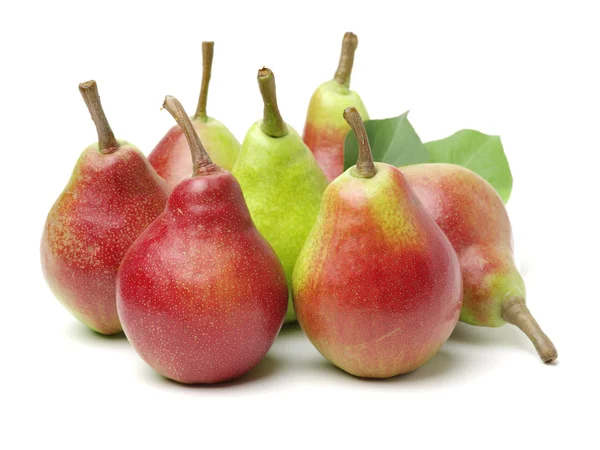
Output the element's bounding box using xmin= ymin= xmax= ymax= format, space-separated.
xmin=293 ymin=108 xmax=462 ymax=378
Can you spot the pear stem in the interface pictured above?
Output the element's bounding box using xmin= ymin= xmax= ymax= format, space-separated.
xmin=163 ymin=95 xmax=215 ymax=176
xmin=344 ymin=107 xmax=376 ymax=178
xmin=78 ymin=80 xmax=119 ymax=154
xmin=257 ymin=68 xmax=288 ymax=138
xmin=194 ymin=41 xmax=214 ymax=121
xmin=502 ymin=297 xmax=558 ymax=363
xmin=334 ymin=32 xmax=358 ymax=87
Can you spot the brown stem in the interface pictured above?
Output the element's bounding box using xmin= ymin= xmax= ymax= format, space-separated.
xmin=334 ymin=32 xmax=358 ymax=87
xmin=343 ymin=107 xmax=376 ymax=178
xmin=257 ymin=68 xmax=288 ymax=138
xmin=502 ymin=297 xmax=558 ymax=363
xmin=78 ymin=80 xmax=119 ymax=154
xmin=194 ymin=41 xmax=214 ymax=121
xmin=163 ymin=95 xmax=215 ymax=176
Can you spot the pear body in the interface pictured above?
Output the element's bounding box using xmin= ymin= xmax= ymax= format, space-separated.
xmin=303 ymin=80 xmax=369 ymax=181
xmin=41 ymin=143 xmax=169 ymax=334
xmin=149 ymin=117 xmax=240 ymax=190
xmin=293 ymin=163 xmax=462 ymax=378
xmin=117 ymin=168 xmax=288 ymax=384
xmin=232 ymin=123 xmax=328 ymax=322
xmin=402 ymin=163 xmax=524 ymax=326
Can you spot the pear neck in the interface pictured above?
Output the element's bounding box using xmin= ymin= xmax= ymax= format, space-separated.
xmin=78 ymin=80 xmax=120 ymax=154
xmin=194 ymin=41 xmax=214 ymax=122
xmin=257 ymin=68 xmax=288 ymax=138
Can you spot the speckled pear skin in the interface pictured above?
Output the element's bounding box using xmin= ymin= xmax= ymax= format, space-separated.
xmin=292 ymin=163 xmax=463 ymax=378
xmin=232 ymin=123 xmax=328 ymax=323
xmin=303 ymin=80 xmax=369 ymax=181
xmin=41 ymin=142 xmax=169 ymax=334
xmin=116 ymin=167 xmax=288 ymax=384
xmin=149 ymin=117 xmax=240 ymax=191
xmin=401 ymin=163 xmax=525 ymax=327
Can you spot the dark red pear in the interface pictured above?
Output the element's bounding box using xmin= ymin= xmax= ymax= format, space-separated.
xmin=117 ymin=96 xmax=288 ymax=384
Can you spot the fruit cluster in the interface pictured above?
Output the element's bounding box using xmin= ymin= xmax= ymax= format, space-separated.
xmin=41 ymin=34 xmax=557 ymax=384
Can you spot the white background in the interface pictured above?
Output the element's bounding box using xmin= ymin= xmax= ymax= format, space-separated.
xmin=1 ymin=1 xmax=599 ymax=448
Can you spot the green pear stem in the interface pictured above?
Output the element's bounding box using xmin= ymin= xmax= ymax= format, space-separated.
xmin=78 ymin=80 xmax=119 ymax=154
xmin=194 ymin=41 xmax=214 ymax=121
xmin=344 ymin=107 xmax=376 ymax=178
xmin=257 ymin=68 xmax=288 ymax=138
xmin=334 ymin=32 xmax=358 ymax=87
xmin=501 ymin=297 xmax=558 ymax=363
xmin=163 ymin=95 xmax=214 ymax=176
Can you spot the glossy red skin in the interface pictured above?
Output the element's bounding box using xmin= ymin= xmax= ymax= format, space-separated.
xmin=148 ymin=125 xmax=191 ymax=191
xmin=293 ymin=165 xmax=463 ymax=377
xmin=402 ymin=164 xmax=518 ymax=326
xmin=116 ymin=167 xmax=288 ymax=384
xmin=402 ymin=165 xmax=512 ymax=253
xmin=302 ymin=123 xmax=346 ymax=182
xmin=41 ymin=146 xmax=169 ymax=334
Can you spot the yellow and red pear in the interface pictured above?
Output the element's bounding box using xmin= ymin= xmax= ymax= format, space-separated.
xmin=293 ymin=108 xmax=462 ymax=378
xmin=41 ymin=81 xmax=169 ymax=334
xmin=402 ymin=163 xmax=557 ymax=363
xmin=149 ymin=42 xmax=240 ymax=190
xmin=303 ymin=32 xmax=369 ymax=181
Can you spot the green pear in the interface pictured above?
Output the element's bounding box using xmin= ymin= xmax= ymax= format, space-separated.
xmin=232 ymin=68 xmax=328 ymax=323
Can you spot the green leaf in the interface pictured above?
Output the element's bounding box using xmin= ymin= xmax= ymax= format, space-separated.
xmin=425 ymin=130 xmax=513 ymax=203
xmin=344 ymin=111 xmax=429 ymax=170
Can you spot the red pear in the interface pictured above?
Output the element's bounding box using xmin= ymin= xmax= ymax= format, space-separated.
xmin=402 ymin=163 xmax=557 ymax=363
xmin=41 ymin=81 xmax=169 ymax=334
xmin=149 ymin=42 xmax=240 ymax=190
xmin=293 ymin=108 xmax=462 ymax=378
xmin=117 ymin=96 xmax=288 ymax=384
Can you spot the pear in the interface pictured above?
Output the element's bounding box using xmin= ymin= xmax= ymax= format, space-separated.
xmin=402 ymin=163 xmax=557 ymax=363
xmin=149 ymin=42 xmax=240 ymax=190
xmin=117 ymin=96 xmax=288 ymax=384
xmin=293 ymin=108 xmax=463 ymax=378
xmin=41 ymin=81 xmax=169 ymax=334
xmin=232 ymin=68 xmax=328 ymax=323
xmin=303 ymin=32 xmax=369 ymax=181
